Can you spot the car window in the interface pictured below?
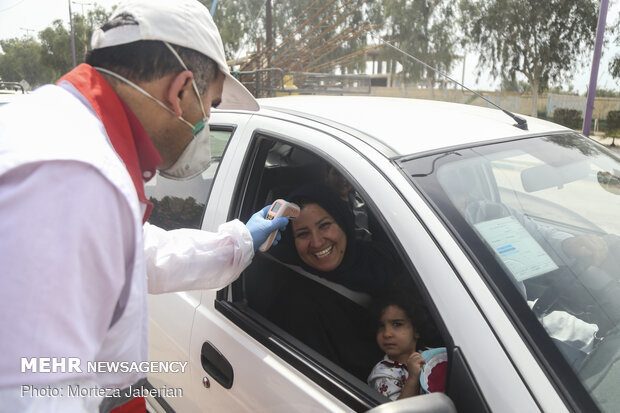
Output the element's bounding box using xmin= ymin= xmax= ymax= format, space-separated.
xmin=402 ymin=133 xmax=620 ymax=412
xmin=218 ymin=132 xmax=447 ymax=409
xmin=145 ymin=128 xmax=233 ymax=230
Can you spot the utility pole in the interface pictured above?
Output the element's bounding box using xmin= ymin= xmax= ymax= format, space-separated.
xmin=266 ymin=0 xmax=273 ymax=61
xmin=68 ymin=0 xmax=76 ymax=68
xmin=72 ymin=1 xmax=93 ymax=58
xmin=72 ymin=1 xmax=92 ymax=16
xmin=583 ymin=0 xmax=609 ymax=137
xmin=19 ymin=28 xmax=35 ymax=37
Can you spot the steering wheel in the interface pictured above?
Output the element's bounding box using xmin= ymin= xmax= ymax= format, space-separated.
xmin=532 ymin=258 xmax=620 ymax=334
xmin=532 ymin=258 xmax=591 ymax=318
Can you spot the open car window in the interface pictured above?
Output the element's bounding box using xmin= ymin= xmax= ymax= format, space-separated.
xmin=402 ymin=133 xmax=620 ymax=412
xmin=216 ymin=132 xmax=451 ymax=410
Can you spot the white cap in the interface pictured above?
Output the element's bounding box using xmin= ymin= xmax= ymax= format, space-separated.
xmin=91 ymin=0 xmax=258 ymax=111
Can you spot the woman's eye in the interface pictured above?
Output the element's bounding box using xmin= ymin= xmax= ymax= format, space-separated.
xmin=319 ymin=222 xmax=332 ymax=230
xmin=392 ymin=322 xmax=402 ymax=327
xmin=295 ymin=232 xmax=309 ymax=239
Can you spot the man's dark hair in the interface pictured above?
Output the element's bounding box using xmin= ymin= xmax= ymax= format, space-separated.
xmin=86 ymin=40 xmax=219 ymax=94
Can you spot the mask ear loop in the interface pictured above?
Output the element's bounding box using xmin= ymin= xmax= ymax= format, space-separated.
xmin=164 ymin=42 xmax=208 ymax=126
xmin=94 ymin=66 xmax=195 ymax=131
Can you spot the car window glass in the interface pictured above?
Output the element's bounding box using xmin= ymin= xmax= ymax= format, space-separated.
xmin=145 ymin=128 xmax=233 ymax=230
xmin=404 ymin=133 xmax=620 ymax=412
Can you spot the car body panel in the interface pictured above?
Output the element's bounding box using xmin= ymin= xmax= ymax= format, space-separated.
xmin=258 ymin=96 xmax=570 ymax=156
xmin=146 ymin=96 xmax=616 ymax=412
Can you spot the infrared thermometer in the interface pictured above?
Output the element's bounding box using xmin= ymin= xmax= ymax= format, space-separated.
xmin=258 ymin=199 xmax=300 ymax=252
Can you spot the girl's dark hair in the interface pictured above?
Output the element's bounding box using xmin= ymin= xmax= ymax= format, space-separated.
xmin=371 ymin=292 xmax=437 ymax=350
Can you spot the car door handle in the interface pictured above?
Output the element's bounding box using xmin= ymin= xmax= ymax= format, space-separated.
xmin=200 ymin=341 xmax=234 ymax=389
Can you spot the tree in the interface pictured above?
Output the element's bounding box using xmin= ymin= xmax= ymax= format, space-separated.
xmin=203 ymin=0 xmax=265 ymax=61
xmin=0 ymin=38 xmax=55 ymax=87
xmin=370 ymin=0 xmax=458 ymax=92
xmin=206 ymin=0 xmax=371 ymax=73
xmin=39 ymin=6 xmax=110 ymax=78
xmin=0 ymin=4 xmax=110 ymax=87
xmin=500 ymin=74 xmax=529 ymax=93
xmin=460 ymin=0 xmax=598 ymax=117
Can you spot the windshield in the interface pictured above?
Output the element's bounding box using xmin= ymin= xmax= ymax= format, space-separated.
xmin=401 ymin=133 xmax=620 ymax=412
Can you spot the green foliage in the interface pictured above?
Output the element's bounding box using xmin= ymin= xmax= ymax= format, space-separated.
xmin=554 ymin=108 xmax=583 ymax=129
xmin=595 ymin=88 xmax=620 ymax=98
xmin=39 ymin=20 xmax=75 ymax=79
xmin=610 ymin=55 xmax=620 ymax=79
xmin=500 ymin=74 xmax=529 ymax=93
xmin=460 ymin=0 xmax=598 ymax=108
xmin=148 ymin=196 xmax=204 ymax=231
xmin=547 ymin=85 xmax=579 ymax=95
xmin=0 ymin=5 xmax=110 ymax=87
xmin=372 ymin=0 xmax=457 ymax=84
xmin=207 ymin=0 xmax=370 ymax=73
xmin=606 ymin=111 xmax=620 ymax=134
xmin=203 ymin=0 xmax=264 ymax=60
xmin=606 ymin=110 xmax=620 ymax=146
xmin=0 ymin=38 xmax=55 ymax=86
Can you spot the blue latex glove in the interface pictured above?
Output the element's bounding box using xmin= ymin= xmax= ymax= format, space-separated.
xmin=245 ymin=205 xmax=290 ymax=252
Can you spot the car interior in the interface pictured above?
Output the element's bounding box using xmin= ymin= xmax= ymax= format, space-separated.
xmin=226 ymin=134 xmax=448 ymax=405
xmin=146 ymin=129 xmax=490 ymax=411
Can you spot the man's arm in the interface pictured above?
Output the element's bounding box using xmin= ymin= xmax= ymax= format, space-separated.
xmin=143 ymin=220 xmax=254 ymax=294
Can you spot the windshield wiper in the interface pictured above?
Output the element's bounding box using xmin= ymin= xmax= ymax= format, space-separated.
xmin=370 ymin=33 xmax=528 ymax=131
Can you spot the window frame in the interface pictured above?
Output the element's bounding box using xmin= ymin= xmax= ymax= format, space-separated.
xmin=213 ymin=127 xmax=461 ymax=410
xmin=144 ymin=125 xmax=236 ymax=231
xmin=399 ymin=134 xmax=603 ymax=413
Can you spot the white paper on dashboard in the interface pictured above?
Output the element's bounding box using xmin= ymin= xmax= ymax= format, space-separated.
xmin=474 ymin=215 xmax=558 ymax=282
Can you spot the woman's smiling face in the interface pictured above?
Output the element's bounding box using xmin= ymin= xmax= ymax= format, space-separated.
xmin=292 ymin=203 xmax=347 ymax=272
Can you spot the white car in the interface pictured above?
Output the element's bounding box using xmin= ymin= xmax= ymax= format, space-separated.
xmin=144 ymin=96 xmax=620 ymax=413
xmin=0 ymin=85 xmax=27 ymax=107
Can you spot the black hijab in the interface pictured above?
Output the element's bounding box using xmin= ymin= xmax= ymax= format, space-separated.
xmin=271 ymin=183 xmax=401 ymax=295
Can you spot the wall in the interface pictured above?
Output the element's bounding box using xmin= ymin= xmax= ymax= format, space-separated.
xmin=368 ymin=87 xmax=620 ymax=120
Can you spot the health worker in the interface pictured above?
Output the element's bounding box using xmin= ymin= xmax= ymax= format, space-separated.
xmin=0 ymin=1 xmax=288 ymax=412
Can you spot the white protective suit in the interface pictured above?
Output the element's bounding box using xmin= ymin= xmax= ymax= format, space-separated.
xmin=0 ymin=75 xmax=254 ymax=412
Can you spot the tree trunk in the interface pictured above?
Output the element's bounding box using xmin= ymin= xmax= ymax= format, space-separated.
xmin=265 ymin=0 xmax=272 ymax=65
xmin=428 ymin=77 xmax=435 ymax=99
xmin=531 ymin=79 xmax=539 ymax=118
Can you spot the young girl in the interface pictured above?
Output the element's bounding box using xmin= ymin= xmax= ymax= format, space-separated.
xmin=367 ymin=295 xmax=445 ymax=400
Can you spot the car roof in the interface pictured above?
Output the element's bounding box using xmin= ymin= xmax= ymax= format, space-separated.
xmin=0 ymin=90 xmax=27 ymax=106
xmin=257 ymin=95 xmax=571 ymax=156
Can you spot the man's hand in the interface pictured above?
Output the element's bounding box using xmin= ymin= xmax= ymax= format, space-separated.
xmin=245 ymin=205 xmax=289 ymax=252
xmin=562 ymin=234 xmax=608 ymax=266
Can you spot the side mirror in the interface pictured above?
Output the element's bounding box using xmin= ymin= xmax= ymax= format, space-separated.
xmin=364 ymin=393 xmax=456 ymax=413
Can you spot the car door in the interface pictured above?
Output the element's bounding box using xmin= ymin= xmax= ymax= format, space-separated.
xmin=181 ymin=112 xmax=496 ymax=412
xmin=145 ymin=112 xmax=252 ymax=412
xmin=182 ymin=114 xmax=371 ymax=412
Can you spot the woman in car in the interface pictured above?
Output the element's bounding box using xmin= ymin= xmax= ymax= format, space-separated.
xmin=259 ymin=183 xmax=424 ymax=380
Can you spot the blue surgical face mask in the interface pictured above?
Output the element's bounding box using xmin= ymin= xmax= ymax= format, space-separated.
xmin=94 ymin=42 xmax=212 ymax=180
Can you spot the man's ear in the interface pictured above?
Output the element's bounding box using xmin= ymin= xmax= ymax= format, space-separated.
xmin=167 ymin=70 xmax=194 ymax=117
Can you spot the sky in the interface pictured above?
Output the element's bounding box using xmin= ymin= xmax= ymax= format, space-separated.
xmin=0 ymin=0 xmax=619 ymax=94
